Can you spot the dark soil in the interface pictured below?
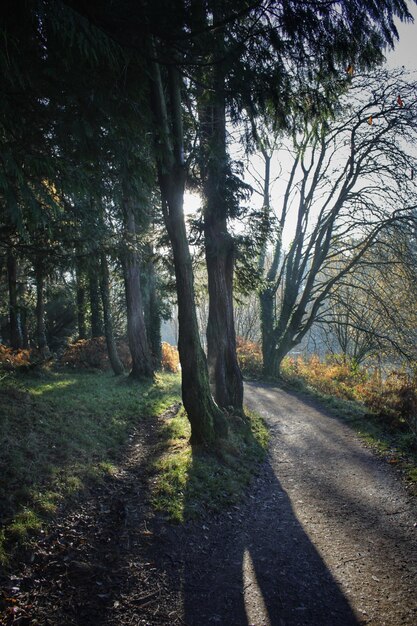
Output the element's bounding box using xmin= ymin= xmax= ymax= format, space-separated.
xmin=1 ymin=382 xmax=417 ymax=625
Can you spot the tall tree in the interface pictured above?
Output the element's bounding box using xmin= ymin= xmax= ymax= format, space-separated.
xmin=196 ymin=1 xmax=244 ymax=413
xmin=149 ymin=45 xmax=228 ymax=443
xmin=99 ymin=252 xmax=125 ymax=375
xmin=122 ymin=192 xmax=154 ymax=380
xmin=6 ymin=248 xmax=23 ymax=350
xmin=256 ymin=71 xmax=417 ymax=375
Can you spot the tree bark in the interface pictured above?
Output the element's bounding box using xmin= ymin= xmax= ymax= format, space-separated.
xmin=142 ymin=250 xmax=162 ymax=369
xmin=205 ymin=218 xmax=243 ymax=411
xmin=75 ymin=259 xmax=87 ymax=340
xmin=162 ymin=177 xmax=228 ymax=443
xmin=34 ymin=258 xmax=49 ymax=358
xmin=88 ymin=263 xmax=104 ymax=338
xmin=149 ymin=47 xmax=227 ymax=444
xmin=99 ymin=252 xmax=124 ymax=375
xmin=198 ymin=10 xmax=243 ymax=412
xmin=122 ymin=196 xmax=153 ymax=380
xmin=260 ymin=288 xmax=276 ymax=376
xmin=7 ymin=250 xmax=23 ymax=350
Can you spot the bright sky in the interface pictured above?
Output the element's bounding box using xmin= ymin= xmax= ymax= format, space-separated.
xmin=387 ymin=5 xmax=417 ymax=70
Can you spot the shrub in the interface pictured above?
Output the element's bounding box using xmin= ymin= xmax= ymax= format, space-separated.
xmin=0 ymin=345 xmax=32 ymax=371
xmin=161 ymin=342 xmax=180 ymax=373
xmin=236 ymin=336 xmax=263 ymax=377
xmin=281 ymin=354 xmax=366 ymax=401
xmin=62 ymin=337 xmax=131 ymax=370
xmin=282 ymin=354 xmax=417 ymax=444
xmin=361 ymin=371 xmax=417 ymax=435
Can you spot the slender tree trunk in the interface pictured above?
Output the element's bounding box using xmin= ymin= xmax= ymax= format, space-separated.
xmin=75 ymin=259 xmax=87 ymax=340
xmin=99 ymin=252 xmax=124 ymax=375
xmin=143 ymin=250 xmax=162 ymax=369
xmin=34 ymin=258 xmax=49 ymax=357
xmin=88 ymin=263 xmax=104 ymax=338
xmin=122 ymin=196 xmax=153 ymax=380
xmin=205 ymin=219 xmax=243 ymax=410
xmin=258 ymin=151 xmax=283 ymax=378
xmin=162 ymin=179 xmax=228 ymax=443
xmin=199 ymin=13 xmax=243 ymax=412
xmin=7 ymin=251 xmax=23 ymax=349
xmin=149 ymin=48 xmax=227 ymax=444
xmin=260 ymin=288 xmax=276 ymax=376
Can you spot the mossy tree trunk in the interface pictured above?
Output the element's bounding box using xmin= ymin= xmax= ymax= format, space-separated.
xmin=122 ymin=196 xmax=153 ymax=380
xmin=149 ymin=45 xmax=227 ymax=445
xmin=7 ymin=250 xmax=23 ymax=350
xmin=99 ymin=252 xmax=124 ymax=376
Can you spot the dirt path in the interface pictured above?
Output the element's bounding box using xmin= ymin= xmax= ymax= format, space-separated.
xmin=2 ymin=382 xmax=417 ymax=625
xmin=242 ymin=382 xmax=417 ymax=625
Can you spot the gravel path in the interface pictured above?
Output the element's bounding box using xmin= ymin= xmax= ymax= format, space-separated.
xmin=2 ymin=382 xmax=416 ymax=626
xmin=241 ymin=381 xmax=417 ymax=626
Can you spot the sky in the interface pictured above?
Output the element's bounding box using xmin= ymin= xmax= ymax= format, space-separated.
xmin=387 ymin=5 xmax=417 ymax=71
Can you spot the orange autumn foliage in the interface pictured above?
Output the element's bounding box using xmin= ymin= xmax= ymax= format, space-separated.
xmin=236 ymin=336 xmax=263 ymax=377
xmin=0 ymin=345 xmax=32 ymax=370
xmin=62 ymin=337 xmax=131 ymax=370
xmin=161 ymin=342 xmax=180 ymax=373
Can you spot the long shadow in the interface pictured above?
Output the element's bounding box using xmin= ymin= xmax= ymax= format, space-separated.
xmin=3 ymin=386 xmax=361 ymax=625
xmin=172 ymin=452 xmax=359 ymax=626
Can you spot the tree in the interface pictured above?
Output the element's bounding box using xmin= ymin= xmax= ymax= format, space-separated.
xmin=319 ymin=223 xmax=417 ymax=365
xmin=149 ymin=44 xmax=228 ymax=443
xmin=99 ymin=251 xmax=125 ymax=375
xmin=256 ymin=70 xmax=417 ymax=376
xmin=121 ymin=192 xmax=154 ymax=380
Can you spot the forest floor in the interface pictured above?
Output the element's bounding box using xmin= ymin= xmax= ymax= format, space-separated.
xmin=1 ymin=381 xmax=417 ymax=626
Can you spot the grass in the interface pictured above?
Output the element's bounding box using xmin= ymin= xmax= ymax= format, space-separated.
xmin=151 ymin=407 xmax=269 ymax=522
xmin=0 ymin=368 xmax=181 ymax=564
xmin=0 ymin=367 xmax=269 ymax=564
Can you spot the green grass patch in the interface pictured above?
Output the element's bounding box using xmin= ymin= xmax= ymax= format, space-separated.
xmin=151 ymin=407 xmax=269 ymax=522
xmin=0 ymin=369 xmax=181 ymax=564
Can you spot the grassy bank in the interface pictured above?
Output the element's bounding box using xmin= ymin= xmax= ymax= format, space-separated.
xmin=151 ymin=407 xmax=269 ymax=522
xmin=0 ymin=367 xmax=269 ymax=564
xmin=0 ymin=369 xmax=181 ymax=564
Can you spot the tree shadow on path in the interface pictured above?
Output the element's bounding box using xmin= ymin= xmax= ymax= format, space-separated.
xmin=166 ymin=452 xmax=361 ymax=626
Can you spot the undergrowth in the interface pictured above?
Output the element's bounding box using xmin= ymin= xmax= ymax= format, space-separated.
xmin=0 ymin=369 xmax=181 ymax=564
xmin=151 ymin=408 xmax=269 ymax=523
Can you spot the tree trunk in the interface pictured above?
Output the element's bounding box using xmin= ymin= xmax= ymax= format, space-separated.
xmin=142 ymin=251 xmax=162 ymax=369
xmin=149 ymin=49 xmax=227 ymax=444
xmin=7 ymin=251 xmax=23 ymax=349
xmin=199 ymin=15 xmax=243 ymax=412
xmin=88 ymin=263 xmax=104 ymax=338
xmin=122 ymin=196 xmax=153 ymax=380
xmin=34 ymin=258 xmax=49 ymax=358
xmin=205 ymin=219 xmax=243 ymax=411
xmin=99 ymin=252 xmax=124 ymax=376
xmin=260 ymin=288 xmax=276 ymax=377
xmin=75 ymin=259 xmax=87 ymax=340
xmin=271 ymin=339 xmax=294 ymax=378
xmin=162 ymin=177 xmax=228 ymax=443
